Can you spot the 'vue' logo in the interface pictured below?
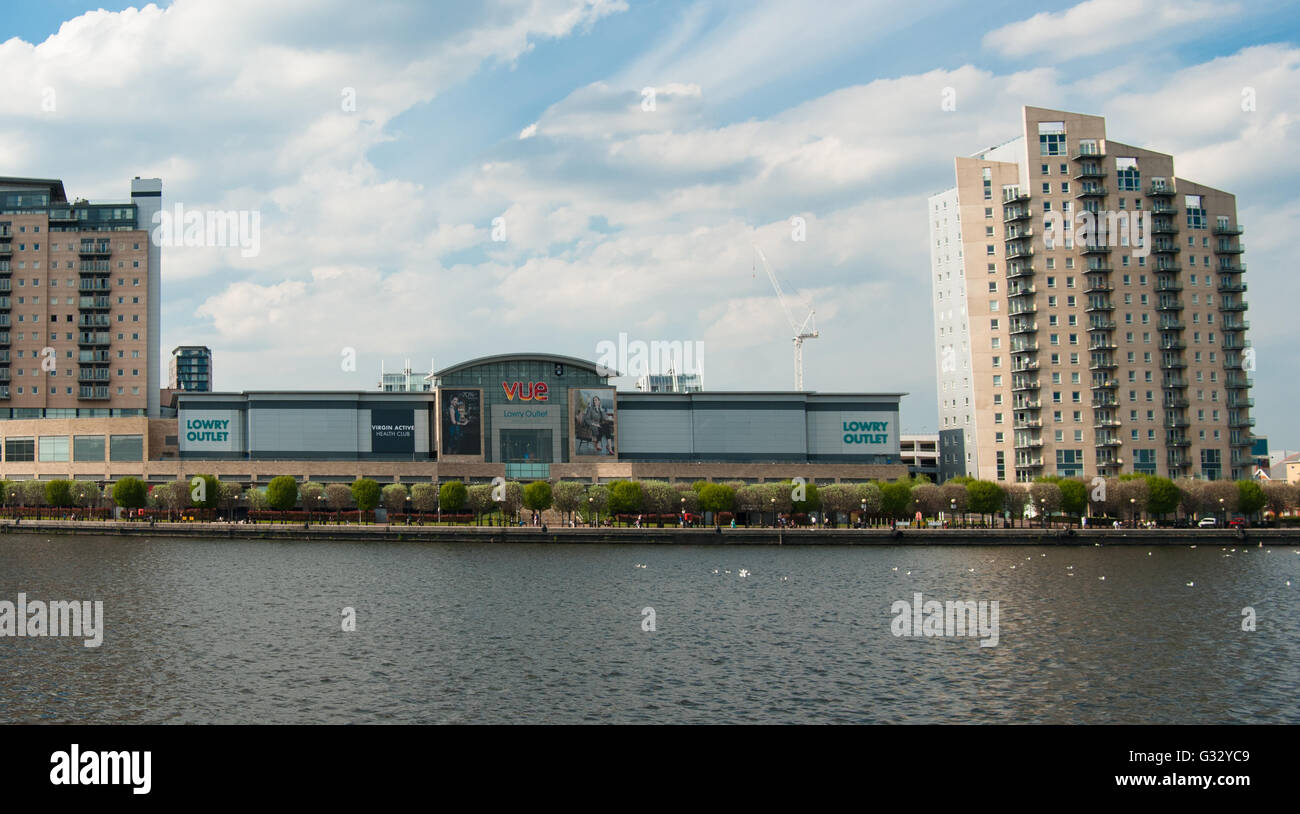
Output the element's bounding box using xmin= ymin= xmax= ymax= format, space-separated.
xmin=501 ymin=381 xmax=548 ymax=401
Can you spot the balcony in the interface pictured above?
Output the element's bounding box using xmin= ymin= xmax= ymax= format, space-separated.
xmin=1007 ymin=264 xmax=1035 ymax=279
xmin=1158 ymin=319 xmax=1185 ymax=331
xmin=1159 ymin=339 xmax=1187 ymax=351
xmin=1009 ymin=321 xmax=1038 ymax=335
xmin=1073 ymin=165 xmax=1106 ymax=179
xmin=1160 ymin=358 xmax=1188 ymax=369
xmin=79 ymin=261 xmax=111 ymax=272
xmin=77 ymin=315 xmax=110 ymax=328
xmin=1163 ymin=378 xmax=1189 ymax=389
xmin=1165 ymin=417 xmax=1191 ymax=429
xmin=1090 ymin=379 xmax=1119 ymax=390
xmin=1230 ymin=415 xmax=1256 ymax=428
xmin=1218 ymin=262 xmax=1246 ymax=273
xmin=1217 ymin=280 xmax=1247 ymax=293
xmin=1085 ymin=262 xmax=1114 ymax=273
xmin=1003 ymin=206 xmax=1031 ymax=223
xmin=1163 ymin=397 xmax=1190 ymax=409
xmin=79 ymin=296 xmax=112 ymax=309
xmin=77 ymin=369 xmax=111 ymax=382
xmin=1008 ymin=285 xmax=1036 ymax=297
xmin=79 ymin=350 xmax=111 ymax=363
xmin=77 ymin=332 xmax=111 ymax=346
xmin=1094 ymin=418 xmax=1122 ymax=429
xmin=1156 ymin=299 xmax=1184 ymax=312
xmin=78 ymin=242 xmax=111 ymax=258
xmin=1089 ymin=340 xmax=1118 ymax=351
xmin=1085 ymin=280 xmax=1113 ymax=293
xmin=1080 ymin=243 xmax=1111 ymax=255
xmin=1076 ymin=184 xmax=1107 ymax=198
xmin=1221 ymin=319 xmax=1249 ymax=332
xmin=1088 ymin=320 xmax=1118 ymax=332
xmin=1012 ymin=378 xmax=1041 ymax=392
xmin=1225 ymin=375 xmax=1253 ymax=389
xmin=1091 ymin=394 xmax=1119 ymax=407
xmin=1015 ymin=437 xmax=1044 ymax=449
xmin=1151 ymin=241 xmax=1180 ymax=254
xmin=1228 ymin=397 xmax=1254 ymax=409
xmin=1010 ymin=341 xmax=1039 ymax=353
xmin=1213 ymin=224 xmax=1244 ymax=236
xmin=1153 ymin=263 xmax=1181 ymax=273
xmin=1155 ymin=280 xmax=1182 ymax=293
xmin=1003 ymin=189 xmax=1031 ymax=205
xmin=1150 ymin=221 xmax=1178 ymax=235
xmin=1096 ymin=436 xmax=1123 ymax=447
xmin=1220 ymin=300 xmax=1248 ymax=312
xmin=1014 ymin=399 xmax=1042 ymax=410
xmin=1168 ymin=438 xmax=1192 ymax=448
xmin=1089 ymin=358 xmax=1118 ymax=370
xmin=1005 ymin=225 xmax=1034 ymax=241
xmin=1006 ymin=243 xmax=1034 ymax=260
xmin=78 ymin=387 xmax=111 ymax=400
xmin=1214 ymin=242 xmax=1244 ymax=254
xmin=1013 ymin=360 xmax=1040 ymax=372
xmin=79 ymin=279 xmax=111 ymax=292
xmin=1008 ymin=303 xmax=1037 ymax=317
xmin=1150 ymin=202 xmax=1177 ymax=216
xmin=1014 ymin=418 xmax=1043 ymax=429
xmin=1072 ymin=145 xmax=1106 ymax=161
xmin=1085 ymin=299 xmax=1115 ymax=312
xmin=1147 ymin=183 xmax=1176 ymax=197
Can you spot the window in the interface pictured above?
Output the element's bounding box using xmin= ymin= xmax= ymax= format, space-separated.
xmin=109 ymin=434 xmax=144 ymax=462
xmin=4 ymin=437 xmax=35 ymax=462
xmin=73 ymin=435 xmax=106 ymax=462
xmin=38 ymin=436 xmax=69 ymax=462
xmin=1039 ymin=122 xmax=1066 ymax=156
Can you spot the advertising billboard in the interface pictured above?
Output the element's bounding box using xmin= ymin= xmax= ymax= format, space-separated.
xmin=370 ymin=408 xmax=415 ymax=454
xmin=571 ymin=387 xmax=616 ymax=457
xmin=440 ymin=389 xmax=482 ymax=457
xmin=178 ymin=409 xmax=242 ymax=454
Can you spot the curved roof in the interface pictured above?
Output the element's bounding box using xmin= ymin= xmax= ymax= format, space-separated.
xmin=434 ymin=352 xmax=612 ymax=378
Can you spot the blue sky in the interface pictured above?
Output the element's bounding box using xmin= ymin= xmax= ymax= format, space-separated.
xmin=2 ymin=0 xmax=1298 ymax=449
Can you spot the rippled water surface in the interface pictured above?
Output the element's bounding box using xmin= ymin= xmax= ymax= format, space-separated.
xmin=1 ymin=535 xmax=1296 ymax=723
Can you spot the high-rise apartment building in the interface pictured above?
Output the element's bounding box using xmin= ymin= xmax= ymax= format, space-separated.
xmin=929 ymin=107 xmax=1252 ymax=483
xmin=0 ymin=176 xmax=162 ymax=417
xmin=635 ymin=372 xmax=703 ymax=392
xmin=170 ymin=345 xmax=212 ymax=391
xmin=380 ymin=359 xmax=432 ymax=392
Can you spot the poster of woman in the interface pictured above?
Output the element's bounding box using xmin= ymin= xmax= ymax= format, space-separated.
xmin=439 ymin=389 xmax=482 ymax=456
xmin=572 ymin=387 xmax=616 ymax=457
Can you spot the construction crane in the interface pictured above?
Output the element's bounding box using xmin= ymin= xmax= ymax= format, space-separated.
xmin=753 ymin=246 xmax=818 ymax=390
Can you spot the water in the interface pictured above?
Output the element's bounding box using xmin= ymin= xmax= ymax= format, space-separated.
xmin=1 ymin=535 xmax=1296 ymax=724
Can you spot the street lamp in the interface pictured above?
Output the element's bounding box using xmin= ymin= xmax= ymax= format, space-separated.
xmin=680 ymin=496 xmax=686 ymax=527
xmin=1219 ymin=497 xmax=1225 ymax=527
xmin=770 ymin=496 xmax=776 ymax=528
xmin=1040 ymin=497 xmax=1047 ymax=529
xmin=589 ymin=496 xmax=595 ymax=528
xmin=860 ymin=500 xmax=867 ymax=529
xmin=318 ymin=495 xmax=324 ymax=526
xmin=950 ymin=498 xmax=957 ymax=529
xmin=1129 ymin=496 xmax=1136 ymax=529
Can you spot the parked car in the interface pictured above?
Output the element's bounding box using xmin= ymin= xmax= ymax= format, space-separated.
xmin=1197 ymin=517 xmax=1219 ymax=528
xmin=1229 ymin=516 xmax=1247 ymax=528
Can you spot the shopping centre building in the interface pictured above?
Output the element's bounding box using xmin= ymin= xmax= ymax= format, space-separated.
xmin=0 ymin=353 xmax=907 ymax=487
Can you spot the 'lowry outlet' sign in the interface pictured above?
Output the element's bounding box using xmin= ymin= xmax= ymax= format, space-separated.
xmin=501 ymin=382 xmax=548 ymax=401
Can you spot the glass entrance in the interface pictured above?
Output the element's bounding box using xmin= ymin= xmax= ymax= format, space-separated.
xmin=500 ymin=429 xmax=552 ymax=463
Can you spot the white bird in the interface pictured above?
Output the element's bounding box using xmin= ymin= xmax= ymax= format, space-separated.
xmin=906 ymin=571 xmax=912 ymax=576
xmin=1067 ymin=565 xmax=1074 ymax=570
xmin=892 ymin=567 xmax=898 ymax=571
xmin=968 ymin=568 xmax=975 ymax=573
xmin=1186 ymin=582 xmax=1194 ymax=587
xmin=712 ymin=569 xmax=719 ymax=574
xmin=737 ymin=569 xmax=750 ymax=578
xmin=1147 ymin=552 xmax=1152 ymax=556
xmin=1011 ymin=565 xmax=1017 ymax=570
xmin=781 ymin=576 xmax=788 ymax=581
xmin=1190 ymin=545 xmax=1197 ymax=549
xmin=1068 ymin=573 xmax=1075 ymax=577
xmin=1099 ymin=576 xmax=1106 ymax=581
xmin=1287 ymin=581 xmax=1292 ymax=587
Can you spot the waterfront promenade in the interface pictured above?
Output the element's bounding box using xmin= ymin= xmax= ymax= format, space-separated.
xmin=1 ymin=518 xmax=1296 ymax=545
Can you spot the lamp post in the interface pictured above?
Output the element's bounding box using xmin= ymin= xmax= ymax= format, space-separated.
xmin=950 ymin=498 xmax=957 ymax=529
xmin=860 ymin=499 xmax=867 ymax=529
xmin=1219 ymin=497 xmax=1225 ymax=527
xmin=1040 ymin=497 xmax=1047 ymax=529
xmin=770 ymin=496 xmax=776 ymax=528
xmin=405 ymin=494 xmax=411 ymax=525
xmin=1129 ymin=496 xmax=1136 ymax=529
xmin=318 ymin=495 xmax=324 ymax=526
xmin=680 ymin=496 xmax=686 ymax=527
xmin=589 ymin=496 xmax=595 ymax=528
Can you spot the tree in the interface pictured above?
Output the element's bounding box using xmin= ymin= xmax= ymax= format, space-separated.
xmin=438 ymin=481 xmax=468 ymax=515
xmin=673 ymin=483 xmax=699 ymax=516
xmin=499 ymin=481 xmax=523 ymax=523
xmin=641 ymin=481 xmax=677 ymax=527
xmin=244 ymin=487 xmax=269 ymax=511
xmin=1116 ymin=478 xmax=1150 ymax=525
xmin=158 ymin=481 xmax=190 ymax=518
xmin=1262 ymin=481 xmax=1297 ymax=518
xmin=608 ymin=480 xmax=644 ymax=518
xmin=266 ymin=476 xmax=299 ymax=512
xmin=1028 ymin=482 xmax=1061 ymax=526
xmin=879 ymin=481 xmax=912 ymax=520
xmin=584 ymin=484 xmax=610 ymax=524
xmin=381 ymin=483 xmax=409 ymax=515
xmin=1237 ymin=480 xmax=1265 ymax=519
xmin=791 ymin=480 xmax=821 ymax=517
xmin=855 ymin=483 xmax=883 ymax=520
xmin=22 ymin=479 xmax=46 ymax=507
xmin=909 ymin=483 xmax=944 ymax=519
xmin=351 ymin=479 xmax=380 ymax=515
xmin=411 ymin=483 xmax=439 ymax=516
xmin=1058 ymin=479 xmax=1088 ymax=526
xmin=325 ymin=483 xmax=353 ymax=514
xmin=697 ymin=483 xmax=734 ymax=524
xmin=967 ymin=480 xmax=1004 ymax=525
xmin=1002 ymin=484 xmax=1029 ymax=527
xmin=219 ymin=481 xmax=243 ymax=518
xmin=939 ymin=482 xmax=969 ymax=521
xmin=112 ymin=477 xmax=148 ymax=510
xmin=467 ymin=484 xmax=493 ymax=524
xmin=551 ymin=481 xmax=584 ymax=525
xmin=72 ymin=481 xmax=101 ymax=510
xmin=1146 ymin=476 xmax=1181 ymax=521
xmin=1175 ymin=478 xmax=1202 ymax=519
xmin=190 ymin=474 xmax=221 ymax=510
xmin=522 ymin=481 xmax=553 ymax=518
xmin=819 ymin=484 xmax=858 ymax=527
xmin=1201 ymin=480 xmax=1238 ymax=518
xmin=299 ymin=481 xmax=326 ymax=515
xmin=45 ymin=480 xmax=74 ymax=508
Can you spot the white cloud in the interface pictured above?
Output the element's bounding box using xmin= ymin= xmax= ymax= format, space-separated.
xmin=984 ymin=0 xmax=1232 ymax=60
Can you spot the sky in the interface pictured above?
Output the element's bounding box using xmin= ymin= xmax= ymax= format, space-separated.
xmin=1 ymin=0 xmax=1297 ymax=446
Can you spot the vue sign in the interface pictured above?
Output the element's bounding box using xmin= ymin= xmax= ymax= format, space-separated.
xmin=502 ymin=381 xmax=548 ymax=401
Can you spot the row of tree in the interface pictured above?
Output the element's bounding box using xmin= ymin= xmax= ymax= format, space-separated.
xmin=2 ymin=474 xmax=1294 ymax=526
